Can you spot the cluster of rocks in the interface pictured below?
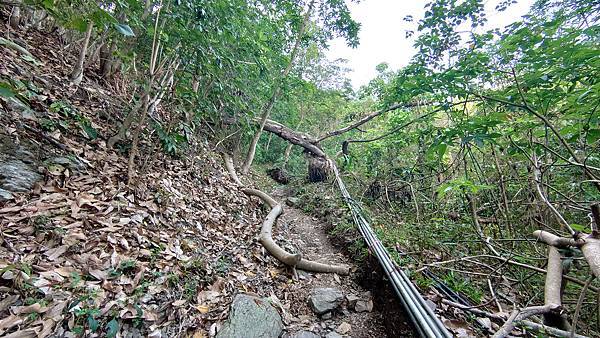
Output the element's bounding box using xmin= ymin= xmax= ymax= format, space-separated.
xmin=215 ymin=287 xmax=374 ymax=338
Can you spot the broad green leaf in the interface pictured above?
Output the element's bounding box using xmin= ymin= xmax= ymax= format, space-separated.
xmin=106 ymin=318 xmax=119 ymax=338
xmin=0 ymin=82 xmax=15 ymax=98
xmin=88 ymin=316 xmax=99 ymax=332
xmin=115 ymin=23 xmax=135 ymax=37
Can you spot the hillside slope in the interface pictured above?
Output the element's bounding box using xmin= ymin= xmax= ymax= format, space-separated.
xmin=0 ymin=22 xmax=396 ymax=338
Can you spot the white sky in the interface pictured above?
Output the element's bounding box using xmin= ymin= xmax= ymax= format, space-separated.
xmin=326 ymin=0 xmax=534 ymax=88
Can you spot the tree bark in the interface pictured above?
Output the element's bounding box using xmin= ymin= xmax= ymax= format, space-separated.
xmin=543 ymin=246 xmax=571 ymax=330
xmin=9 ymin=0 xmax=21 ymax=29
xmin=70 ymin=20 xmax=94 ymax=86
xmin=99 ymin=39 xmax=117 ymax=78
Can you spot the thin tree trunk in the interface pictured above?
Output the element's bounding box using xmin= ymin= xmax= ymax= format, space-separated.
xmin=99 ymin=39 xmax=117 ymax=78
xmin=281 ymin=143 xmax=293 ymax=170
xmin=241 ymin=0 xmax=315 ymax=174
xmin=9 ymin=0 xmax=21 ymax=29
xmin=491 ymin=145 xmax=512 ymax=237
xmin=70 ymin=21 xmax=94 ymax=86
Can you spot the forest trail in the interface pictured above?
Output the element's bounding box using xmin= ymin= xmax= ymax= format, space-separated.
xmin=269 ymin=185 xmax=414 ymax=338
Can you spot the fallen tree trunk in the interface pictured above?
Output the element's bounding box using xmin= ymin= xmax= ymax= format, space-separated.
xmin=252 ymin=118 xmax=330 ymax=182
xmin=222 ymin=154 xmax=349 ymax=275
xmin=260 ymin=118 xmax=325 ymax=158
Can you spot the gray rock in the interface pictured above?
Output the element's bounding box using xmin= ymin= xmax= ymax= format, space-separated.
xmin=308 ymin=288 xmax=344 ymax=315
xmin=285 ymin=197 xmax=300 ymax=206
xmin=321 ymin=312 xmax=332 ymax=320
xmin=354 ymin=300 xmax=373 ymax=313
xmin=6 ymin=97 xmax=38 ymax=121
xmin=216 ymin=294 xmax=283 ymax=338
xmin=324 ymin=332 xmax=343 ymax=338
xmin=288 ymin=331 xmax=320 ymax=338
xmin=47 ymin=156 xmax=87 ymax=171
xmin=0 ymin=188 xmax=13 ymax=201
xmin=0 ymin=159 xmax=41 ymax=192
xmin=345 ymin=294 xmax=359 ymax=307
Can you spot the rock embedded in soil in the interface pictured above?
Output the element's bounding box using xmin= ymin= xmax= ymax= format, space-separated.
xmin=336 ymin=322 xmax=351 ymax=335
xmin=354 ymin=300 xmax=373 ymax=313
xmin=308 ymin=288 xmax=344 ymax=315
xmin=0 ymin=187 xmax=14 ymax=201
xmin=285 ymin=330 xmax=320 ymax=338
xmin=0 ymin=159 xmax=42 ymax=192
xmin=216 ymin=294 xmax=283 ymax=338
xmin=324 ymin=332 xmax=343 ymax=338
xmin=286 ymin=197 xmax=300 ymax=206
xmin=345 ymin=294 xmax=359 ymax=308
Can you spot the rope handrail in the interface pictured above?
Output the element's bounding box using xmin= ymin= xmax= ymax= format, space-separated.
xmin=329 ymin=160 xmax=452 ymax=338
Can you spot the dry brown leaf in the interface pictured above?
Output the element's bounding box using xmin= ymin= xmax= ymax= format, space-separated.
xmin=172 ymin=300 xmax=186 ymax=307
xmin=44 ymin=245 xmax=69 ymax=261
xmin=11 ymin=303 xmax=48 ymax=315
xmin=192 ymin=329 xmax=206 ymax=338
xmin=2 ymin=328 xmax=37 ymax=338
xmin=0 ymin=314 xmax=23 ymax=334
xmin=196 ymin=305 xmax=209 ymax=314
xmin=0 ymin=295 xmax=19 ymax=312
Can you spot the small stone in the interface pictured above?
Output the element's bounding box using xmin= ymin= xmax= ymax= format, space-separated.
xmin=325 ymin=332 xmax=343 ymax=338
xmin=289 ymin=330 xmax=320 ymax=338
xmin=286 ymin=197 xmax=300 ymax=206
xmin=345 ymin=294 xmax=359 ymax=307
xmin=308 ymin=288 xmax=344 ymax=315
xmin=297 ymin=270 xmax=310 ymax=280
xmin=321 ymin=312 xmax=332 ymax=320
xmin=354 ymin=300 xmax=373 ymax=313
xmin=47 ymin=156 xmax=87 ymax=171
xmin=336 ymin=322 xmax=351 ymax=335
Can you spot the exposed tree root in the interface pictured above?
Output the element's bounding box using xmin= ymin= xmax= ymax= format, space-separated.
xmin=221 ymin=153 xmax=349 ymax=275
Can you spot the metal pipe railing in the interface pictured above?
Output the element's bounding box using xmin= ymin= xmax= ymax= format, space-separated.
xmin=330 ymin=161 xmax=452 ymax=338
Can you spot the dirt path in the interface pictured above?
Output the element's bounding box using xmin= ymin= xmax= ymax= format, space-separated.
xmin=270 ymin=186 xmax=412 ymax=338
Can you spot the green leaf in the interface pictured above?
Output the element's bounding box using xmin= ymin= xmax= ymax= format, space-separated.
xmin=586 ymin=129 xmax=600 ymax=144
xmin=80 ymin=121 xmax=98 ymax=140
xmin=0 ymin=82 xmax=15 ymax=98
xmin=106 ymin=318 xmax=119 ymax=338
xmin=88 ymin=315 xmax=99 ymax=332
xmin=570 ymin=223 xmax=588 ymax=233
xmin=115 ymin=23 xmax=135 ymax=37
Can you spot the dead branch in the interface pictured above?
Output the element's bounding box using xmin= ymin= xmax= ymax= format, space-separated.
xmin=442 ymin=300 xmax=589 ymax=338
xmin=571 ymin=276 xmax=595 ymax=338
xmin=534 ymin=230 xmax=582 ymax=248
xmin=532 ymin=155 xmax=575 ymax=235
xmin=493 ymin=304 xmax=561 ymax=338
xmin=316 ymin=101 xmax=432 ymax=142
xmin=544 ymin=246 xmax=571 ymax=330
